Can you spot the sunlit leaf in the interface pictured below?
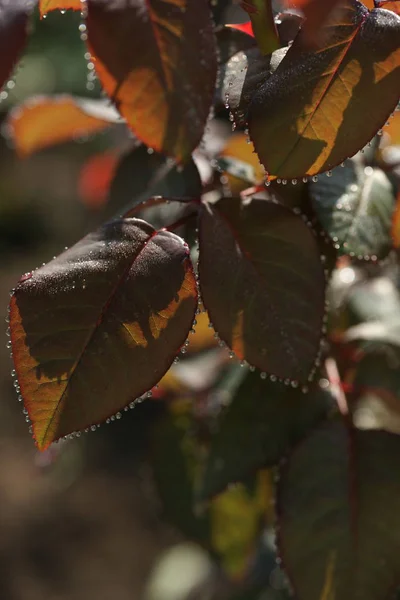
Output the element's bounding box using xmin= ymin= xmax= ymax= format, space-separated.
xmin=310 ymin=160 xmax=396 ymax=259
xmin=0 ymin=0 xmax=35 ymax=90
xmin=39 ymin=0 xmax=81 ymax=15
xmin=249 ymin=1 xmax=400 ymax=178
xmin=6 ymin=95 xmax=122 ymax=157
xmin=376 ymin=0 xmax=400 ymax=14
xmin=278 ymin=419 xmax=400 ymax=600
xmin=384 ymin=110 xmax=400 ymax=145
xmin=86 ymin=0 xmax=217 ymax=162
xmin=10 ymin=218 xmax=197 ymax=449
xmin=218 ymin=132 xmax=265 ymax=193
xmin=286 ymin=0 xmax=346 ymax=47
xmin=202 ymin=369 xmax=332 ymax=499
xmin=240 ymin=0 xmax=279 ymax=55
xmin=198 ymin=197 xmax=326 ymax=383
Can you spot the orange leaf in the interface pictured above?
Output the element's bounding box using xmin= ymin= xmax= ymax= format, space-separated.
xmin=39 ymin=0 xmax=82 ymax=16
xmin=86 ymin=0 xmax=217 ymax=162
xmin=384 ymin=110 xmax=400 ymax=145
xmin=6 ymin=95 xmax=121 ymax=157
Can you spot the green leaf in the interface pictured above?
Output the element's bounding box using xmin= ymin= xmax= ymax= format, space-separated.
xmin=201 ymin=369 xmax=333 ymax=499
xmin=86 ymin=0 xmax=217 ymax=162
xmin=310 ymin=161 xmax=396 ymax=259
xmin=240 ymin=0 xmax=280 ymax=55
xmin=10 ymin=218 xmax=198 ymax=450
xmin=278 ymin=419 xmax=400 ymax=600
xmin=249 ymin=1 xmax=400 ymax=178
xmin=198 ymin=197 xmax=326 ymax=383
xmin=0 ymin=0 xmax=34 ymax=89
xmin=107 ymin=145 xmax=202 ymax=216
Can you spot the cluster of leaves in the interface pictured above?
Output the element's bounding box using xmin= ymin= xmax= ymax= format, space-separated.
xmin=3 ymin=0 xmax=400 ymax=598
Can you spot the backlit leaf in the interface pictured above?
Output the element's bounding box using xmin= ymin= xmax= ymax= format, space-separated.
xmin=384 ymin=109 xmax=400 ymax=145
xmin=202 ymin=369 xmax=332 ymax=499
xmin=6 ymin=95 xmax=122 ymax=157
xmin=0 ymin=0 xmax=35 ymax=90
xmin=249 ymin=1 xmax=400 ymax=179
xmin=198 ymin=197 xmax=326 ymax=383
xmin=278 ymin=419 xmax=400 ymax=600
xmin=10 ymin=218 xmax=197 ymax=449
xmin=310 ymin=160 xmax=396 ymax=259
xmin=286 ymin=0 xmax=346 ymax=47
xmin=86 ymin=0 xmax=217 ymax=162
xmin=218 ymin=132 xmax=265 ymax=193
xmin=39 ymin=0 xmax=81 ymax=15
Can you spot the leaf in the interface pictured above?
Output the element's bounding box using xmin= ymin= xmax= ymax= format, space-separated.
xmin=218 ymin=133 xmax=265 ymax=193
xmin=39 ymin=0 xmax=81 ymax=15
xmin=6 ymin=95 xmax=122 ymax=157
xmin=287 ymin=0 xmax=346 ymax=47
xmin=277 ymin=419 xmax=400 ymax=600
xmin=210 ymin=469 xmax=273 ymax=579
xmin=107 ymin=145 xmax=202 ymax=216
xmin=349 ymin=347 xmax=400 ymax=433
xmin=10 ymin=218 xmax=198 ymax=450
xmin=221 ymin=46 xmax=287 ymax=129
xmin=385 ymin=110 xmax=400 ymax=145
xmin=151 ymin=400 xmax=272 ymax=580
xmin=201 ymin=369 xmax=332 ymax=499
xmin=240 ymin=0 xmax=279 ymax=55
xmin=310 ymin=160 xmax=396 ymax=259
xmin=0 ymin=0 xmax=35 ymax=90
xmin=198 ymin=197 xmax=326 ymax=383
xmin=376 ymin=0 xmax=400 ymax=14
xmin=86 ymin=0 xmax=217 ymax=162
xmin=78 ymin=151 xmax=119 ymax=209
xmin=249 ymin=1 xmax=400 ymax=179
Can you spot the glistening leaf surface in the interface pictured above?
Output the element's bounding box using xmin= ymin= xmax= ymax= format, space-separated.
xmin=39 ymin=0 xmax=81 ymax=15
xmin=310 ymin=160 xmax=396 ymax=259
xmin=198 ymin=198 xmax=326 ymax=383
xmin=278 ymin=420 xmax=400 ymax=600
xmin=7 ymin=95 xmax=122 ymax=157
xmin=0 ymin=0 xmax=35 ymax=89
xmin=249 ymin=1 xmax=400 ymax=178
xmin=86 ymin=0 xmax=217 ymax=162
xmin=10 ymin=218 xmax=197 ymax=449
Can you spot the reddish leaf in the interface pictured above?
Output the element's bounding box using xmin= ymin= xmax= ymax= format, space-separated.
xmin=10 ymin=218 xmax=198 ymax=449
xmin=286 ymin=0 xmax=346 ymax=47
xmin=78 ymin=151 xmax=119 ymax=209
xmin=0 ymin=0 xmax=36 ymax=89
xmin=6 ymin=95 xmax=122 ymax=157
xmin=86 ymin=0 xmax=217 ymax=162
xmin=198 ymin=197 xmax=326 ymax=383
xmin=226 ymin=21 xmax=255 ymax=37
xmin=278 ymin=419 xmax=400 ymax=600
xmin=39 ymin=0 xmax=81 ymax=15
xmin=249 ymin=1 xmax=400 ymax=179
